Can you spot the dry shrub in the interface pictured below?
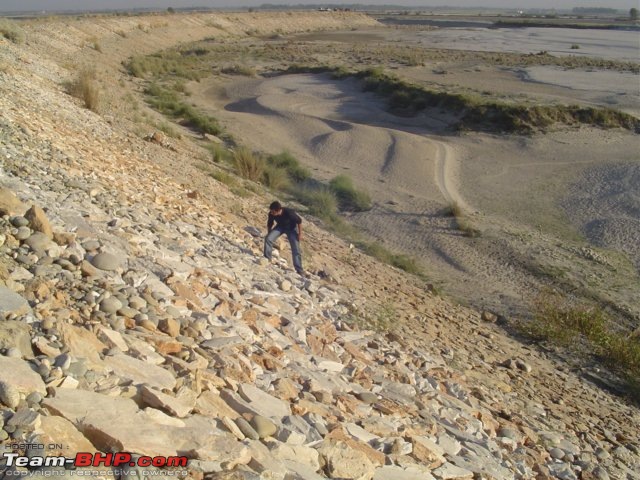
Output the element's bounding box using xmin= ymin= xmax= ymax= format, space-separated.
xmin=233 ymin=147 xmax=264 ymax=182
xmin=0 ymin=19 xmax=25 ymax=44
xmin=66 ymin=68 xmax=101 ymax=112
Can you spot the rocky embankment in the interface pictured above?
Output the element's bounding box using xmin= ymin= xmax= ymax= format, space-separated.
xmin=0 ymin=12 xmax=639 ymax=480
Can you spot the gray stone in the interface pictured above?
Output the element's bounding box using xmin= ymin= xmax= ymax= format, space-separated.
xmin=355 ymin=391 xmax=378 ymax=404
xmin=15 ymin=226 xmax=31 ymax=240
xmin=7 ymin=408 xmax=41 ymax=430
xmin=250 ymin=415 xmax=277 ymax=439
xmin=547 ymin=463 xmax=578 ymax=480
xmin=0 ymin=381 xmax=20 ymax=408
xmin=11 ymin=216 xmax=29 ymax=228
xmin=128 ymin=296 xmax=147 ymax=310
xmin=91 ymin=252 xmax=123 ymax=271
xmin=235 ymin=417 xmax=260 ymax=441
xmin=26 ymin=392 xmax=43 ymax=405
xmin=100 ymin=297 xmax=123 ymax=314
xmin=24 ymin=232 xmax=52 ymax=252
xmin=0 ymin=288 xmax=31 ymax=317
xmin=81 ymin=240 xmax=101 ymax=251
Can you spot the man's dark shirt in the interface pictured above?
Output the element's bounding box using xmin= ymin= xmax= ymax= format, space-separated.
xmin=268 ymin=207 xmax=302 ymax=232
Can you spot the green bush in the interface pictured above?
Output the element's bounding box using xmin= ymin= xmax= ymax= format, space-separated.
xmin=267 ymin=151 xmax=310 ymax=183
xmin=144 ymin=83 xmax=222 ymax=135
xmin=126 ymin=53 xmax=203 ymax=80
xmin=313 ymin=65 xmax=640 ymax=133
xmin=296 ymin=186 xmax=338 ymax=220
xmin=329 ymin=175 xmax=372 ymax=212
xmin=233 ymin=147 xmax=265 ymax=182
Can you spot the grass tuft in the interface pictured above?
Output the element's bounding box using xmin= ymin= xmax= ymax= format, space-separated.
xmin=443 ymin=201 xmax=463 ymax=218
xmin=521 ymin=290 xmax=640 ymax=390
xmin=262 ymin=164 xmax=291 ymax=191
xmin=267 ymin=151 xmax=310 ymax=183
xmin=144 ymin=83 xmax=222 ymax=135
xmin=329 ymin=175 xmax=372 ymax=212
xmin=221 ymin=64 xmax=257 ymax=77
xmin=296 ymin=186 xmax=339 ymax=219
xmin=66 ymin=68 xmax=101 ymax=112
xmin=233 ymin=147 xmax=265 ymax=182
xmin=206 ymin=143 xmax=231 ymax=164
xmin=0 ymin=19 xmax=25 ymax=44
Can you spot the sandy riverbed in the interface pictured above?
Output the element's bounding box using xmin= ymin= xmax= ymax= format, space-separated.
xmin=187 ymin=24 xmax=640 ymax=319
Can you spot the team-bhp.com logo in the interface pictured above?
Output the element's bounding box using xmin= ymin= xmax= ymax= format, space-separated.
xmin=3 ymin=452 xmax=188 ymax=470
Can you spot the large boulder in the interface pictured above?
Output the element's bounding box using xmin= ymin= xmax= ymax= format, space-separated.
xmin=25 ymin=205 xmax=54 ymax=239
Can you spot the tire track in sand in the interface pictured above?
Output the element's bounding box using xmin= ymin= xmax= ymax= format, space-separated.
xmin=434 ymin=140 xmax=473 ymax=213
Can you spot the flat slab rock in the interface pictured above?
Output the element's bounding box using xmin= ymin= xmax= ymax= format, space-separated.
xmin=103 ymin=354 xmax=176 ymax=390
xmin=374 ymin=466 xmax=435 ymax=480
xmin=432 ymin=463 xmax=474 ymax=480
xmin=43 ymin=389 xmax=222 ymax=458
xmin=0 ymin=287 xmax=31 ymax=316
xmin=237 ymin=383 xmax=291 ymax=418
xmin=0 ymin=356 xmax=46 ymax=395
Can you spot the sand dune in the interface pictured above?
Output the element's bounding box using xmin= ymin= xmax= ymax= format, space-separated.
xmin=220 ymin=74 xmax=445 ymax=205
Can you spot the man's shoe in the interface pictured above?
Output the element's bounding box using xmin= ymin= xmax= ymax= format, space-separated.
xmin=296 ymin=269 xmax=306 ymax=277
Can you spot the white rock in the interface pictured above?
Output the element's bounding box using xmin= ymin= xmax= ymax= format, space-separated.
xmin=0 ymin=357 xmax=46 ymax=395
xmin=103 ymin=354 xmax=176 ymax=390
xmin=236 ymin=383 xmax=291 ymax=418
xmin=432 ymin=463 xmax=474 ymax=480
xmin=374 ymin=466 xmax=435 ymax=480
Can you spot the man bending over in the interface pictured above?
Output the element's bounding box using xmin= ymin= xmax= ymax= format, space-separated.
xmin=264 ymin=201 xmax=304 ymax=276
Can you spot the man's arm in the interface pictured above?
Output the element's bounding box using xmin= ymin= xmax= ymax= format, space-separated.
xmin=267 ymin=214 xmax=274 ymax=232
xmin=291 ymin=210 xmax=302 ymax=240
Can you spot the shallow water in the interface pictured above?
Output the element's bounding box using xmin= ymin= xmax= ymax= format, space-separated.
xmin=407 ymin=26 xmax=640 ymax=61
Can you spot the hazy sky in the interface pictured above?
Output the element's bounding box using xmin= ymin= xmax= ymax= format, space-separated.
xmin=0 ymin=0 xmax=637 ymax=13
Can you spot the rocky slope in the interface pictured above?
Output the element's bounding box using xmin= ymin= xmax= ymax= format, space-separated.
xmin=0 ymin=11 xmax=638 ymax=480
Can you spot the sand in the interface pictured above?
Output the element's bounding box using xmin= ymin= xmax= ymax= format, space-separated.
xmin=189 ymin=24 xmax=640 ymax=321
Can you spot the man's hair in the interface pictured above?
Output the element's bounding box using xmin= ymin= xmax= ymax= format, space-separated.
xmin=269 ymin=201 xmax=282 ymax=211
